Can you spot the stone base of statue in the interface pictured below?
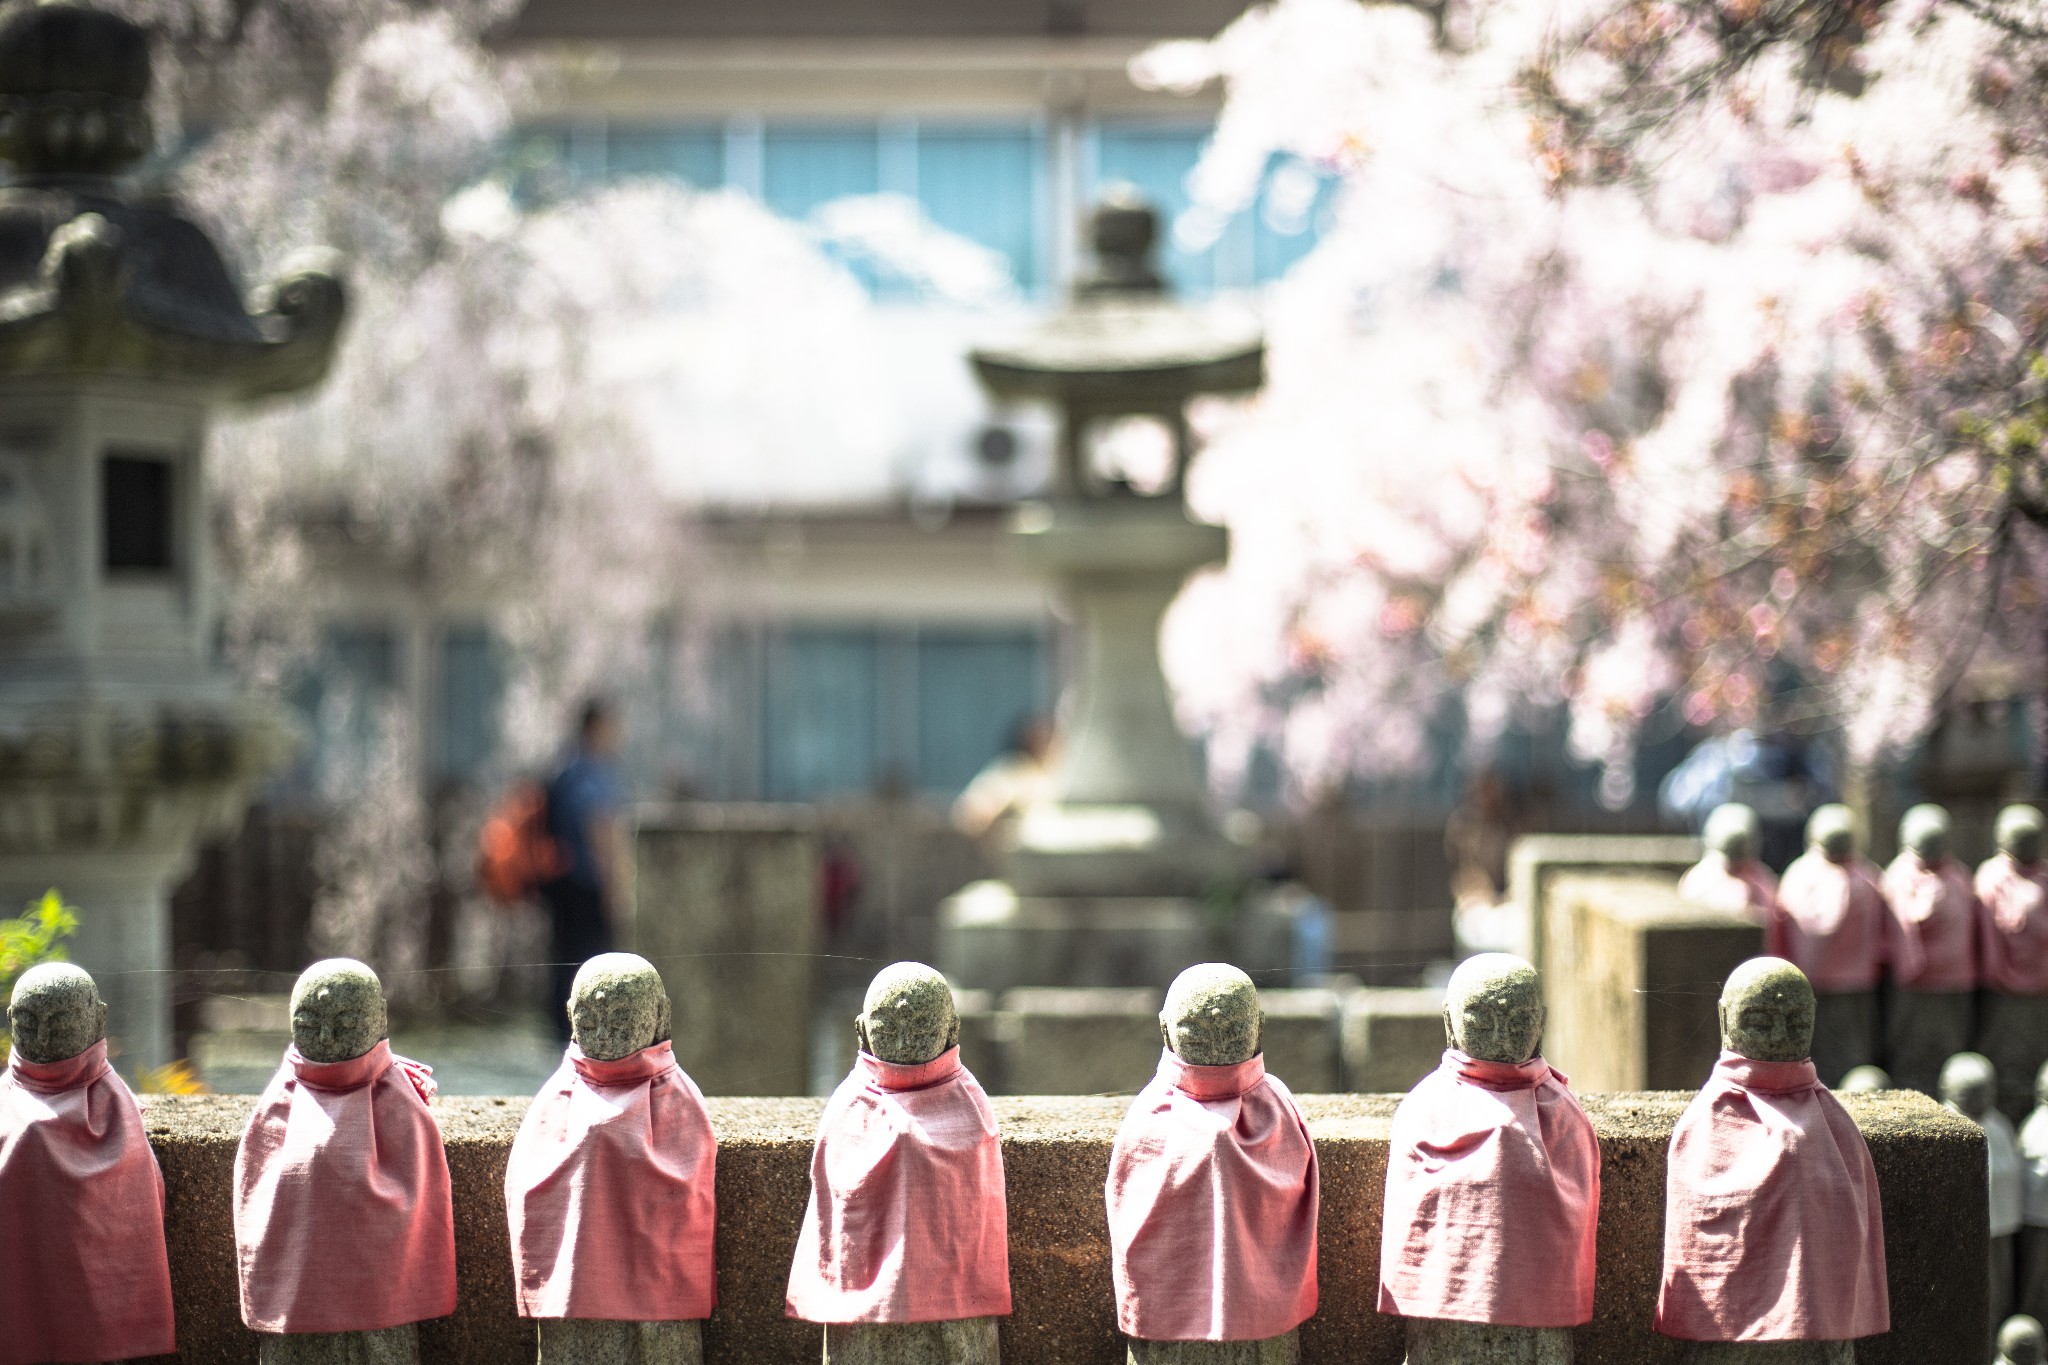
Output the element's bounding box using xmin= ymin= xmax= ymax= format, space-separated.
xmin=1811 ymin=991 xmax=1879 ymax=1088
xmin=1885 ymin=990 xmax=1973 ymax=1093
xmin=1981 ymin=994 xmax=2048 ymax=1121
xmin=260 ymin=1325 xmax=417 ymax=1365
xmin=1129 ymin=1330 xmax=1298 ymax=1363
xmin=1682 ymin=1345 xmax=1853 ymax=1364
xmin=538 ymin=1319 xmax=703 ymax=1364
xmin=1404 ymin=1321 xmax=1570 ymax=1364
xmin=822 ymin=1317 xmax=999 ymax=1364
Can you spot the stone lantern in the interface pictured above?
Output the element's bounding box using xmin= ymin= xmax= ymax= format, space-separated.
xmin=940 ymin=191 xmax=1261 ymax=989
xmin=0 ymin=0 xmax=344 ymax=1072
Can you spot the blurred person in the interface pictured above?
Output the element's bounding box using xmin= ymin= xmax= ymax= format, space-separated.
xmin=951 ymin=715 xmax=1055 ymax=841
xmin=540 ymin=698 xmax=630 ymax=1042
xmin=1659 ymin=726 xmax=1837 ymax=870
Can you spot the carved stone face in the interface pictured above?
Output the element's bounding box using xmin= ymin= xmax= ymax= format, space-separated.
xmin=1806 ymin=804 xmax=1857 ymax=865
xmin=2000 ymin=805 xmax=2046 ymax=867
xmin=1160 ymin=963 xmax=1261 ymax=1067
xmin=569 ymin=953 xmax=669 ymax=1062
xmin=1704 ymin=803 xmax=1761 ymax=865
xmin=1942 ymin=1052 xmax=1997 ymax=1121
xmin=857 ymin=962 xmax=958 ymax=1066
xmin=1444 ymin=953 xmax=1543 ymax=1065
xmin=1718 ymin=958 xmax=1815 ymax=1063
xmin=1901 ymin=804 xmax=1951 ymax=865
xmin=289 ymin=959 xmax=386 ymax=1064
xmin=6 ymin=962 xmax=104 ymax=1064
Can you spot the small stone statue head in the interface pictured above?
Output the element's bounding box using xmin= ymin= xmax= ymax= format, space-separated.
xmin=290 ymin=958 xmax=386 ymax=1064
xmin=569 ymin=953 xmax=670 ymax=1062
xmin=857 ymin=962 xmax=958 ymax=1067
xmin=2000 ymin=1314 xmax=2048 ymax=1365
xmin=2036 ymin=1060 xmax=2048 ymax=1113
xmin=1806 ymin=804 xmax=1858 ymax=865
xmin=2000 ymin=806 xmax=2047 ymax=867
xmin=1839 ymin=1064 xmax=1892 ymax=1093
xmin=1942 ymin=1052 xmax=1998 ymax=1121
xmin=1703 ymin=803 xmax=1762 ymax=866
xmin=1901 ymin=803 xmax=1951 ymax=866
xmin=1444 ymin=953 xmax=1544 ymax=1065
xmin=6 ymin=962 xmax=105 ymax=1064
xmin=1718 ymin=958 xmax=1815 ymax=1063
xmin=1161 ymin=963 xmax=1262 ymax=1066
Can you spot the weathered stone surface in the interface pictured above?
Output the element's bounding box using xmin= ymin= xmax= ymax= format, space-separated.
xmin=134 ymin=1089 xmax=1979 ymax=1365
xmin=1404 ymin=1321 xmax=1570 ymax=1364
xmin=1509 ymin=833 xmax=1702 ymax=977
xmin=1445 ymin=955 xmax=1540 ymax=1065
xmin=1162 ymin=964 xmax=1258 ymax=1066
xmin=537 ymin=1318 xmax=702 ymax=1364
xmin=630 ymin=807 xmax=818 ymax=1096
xmin=258 ymin=1325 xmax=416 ymax=1364
xmin=1719 ymin=959 xmax=1815 ymax=1063
xmin=569 ymin=954 xmax=668 ymax=1062
xmin=6 ymin=960 xmax=103 ymax=1062
xmin=860 ymin=963 xmax=958 ymax=1066
xmin=1542 ymin=874 xmax=1762 ymax=1091
xmin=1682 ymin=1345 xmax=1851 ymax=1364
xmin=1129 ymin=1330 xmax=1298 ymax=1363
xmin=290 ymin=959 xmax=385 ymax=1063
xmin=824 ymin=1317 xmax=999 ymax=1363
xmin=997 ymin=988 xmax=1164 ymax=1095
xmin=1340 ymin=987 xmax=1446 ymax=1093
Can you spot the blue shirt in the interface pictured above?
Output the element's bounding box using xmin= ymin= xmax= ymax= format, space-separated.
xmin=547 ymin=751 xmax=626 ymax=891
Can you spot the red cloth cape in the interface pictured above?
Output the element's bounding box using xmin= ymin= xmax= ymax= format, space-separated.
xmin=1655 ymin=1052 xmax=1889 ymax=1341
xmin=1881 ymin=853 xmax=1978 ymax=991
xmin=1107 ymin=1051 xmax=1318 ymax=1342
xmin=785 ymin=1047 xmax=1010 ymax=1324
xmin=0 ymin=1040 xmax=176 ymax=1365
xmin=1772 ymin=851 xmax=1887 ymax=993
xmin=1979 ymin=853 xmax=2048 ymax=996
xmin=506 ymin=1041 xmax=718 ymax=1320
xmin=1378 ymin=1050 xmax=1600 ymax=1328
xmin=233 ymin=1040 xmax=457 ymax=1334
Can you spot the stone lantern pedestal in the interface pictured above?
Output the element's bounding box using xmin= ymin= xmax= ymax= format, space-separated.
xmin=939 ymin=193 xmax=1263 ymax=992
xmin=0 ymin=2 xmax=344 ymax=1072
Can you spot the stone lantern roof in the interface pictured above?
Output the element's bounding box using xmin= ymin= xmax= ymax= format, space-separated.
xmin=0 ymin=0 xmax=344 ymax=397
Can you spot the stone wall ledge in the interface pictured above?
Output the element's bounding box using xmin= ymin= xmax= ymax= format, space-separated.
xmin=137 ymin=1089 xmax=1984 ymax=1364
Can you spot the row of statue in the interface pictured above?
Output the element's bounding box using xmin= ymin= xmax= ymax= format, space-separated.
xmin=1681 ymin=799 xmax=2048 ymax=1108
xmin=2 ymin=942 xmax=1951 ymax=1365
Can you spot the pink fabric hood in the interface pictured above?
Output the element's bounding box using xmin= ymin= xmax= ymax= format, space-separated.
xmin=1107 ymin=1050 xmax=1318 ymax=1342
xmin=786 ymin=1046 xmax=1011 ymax=1324
xmin=0 ymin=1040 xmax=176 ymax=1365
xmin=1978 ymin=853 xmax=2048 ymax=995
xmin=1680 ymin=855 xmax=1778 ymax=926
xmin=1655 ymin=1052 xmax=1888 ymax=1342
xmin=506 ymin=1041 xmax=718 ymax=1320
xmin=1378 ymin=1050 xmax=1600 ymax=1328
xmin=1772 ymin=852 xmax=1887 ymax=993
xmin=233 ymin=1039 xmax=458 ymax=1334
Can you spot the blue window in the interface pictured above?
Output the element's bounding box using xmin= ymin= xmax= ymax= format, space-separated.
xmin=606 ymin=124 xmax=725 ymax=186
xmin=1094 ymin=122 xmax=1215 ymax=293
xmin=436 ymin=625 xmax=504 ymax=782
xmin=916 ymin=124 xmax=1040 ymax=292
xmin=763 ymin=627 xmax=880 ymax=801
xmin=762 ymin=124 xmax=881 ymax=219
xmin=915 ymin=630 xmax=1049 ymax=795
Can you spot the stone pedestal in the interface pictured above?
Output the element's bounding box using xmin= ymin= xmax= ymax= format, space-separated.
xmin=1405 ymin=1321 xmax=1570 ymax=1364
xmin=822 ymin=1317 xmax=999 ymax=1364
xmin=259 ymin=1324 xmax=417 ymax=1365
xmin=1128 ymin=1331 xmax=1297 ymax=1363
xmin=537 ymin=1318 xmax=703 ymax=1365
xmin=1341 ymin=986 xmax=1448 ymax=1093
xmin=1683 ymin=1346 xmax=1852 ymax=1364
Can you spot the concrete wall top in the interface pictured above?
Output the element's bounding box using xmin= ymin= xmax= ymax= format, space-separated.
xmin=137 ymin=1087 xmax=1982 ymax=1365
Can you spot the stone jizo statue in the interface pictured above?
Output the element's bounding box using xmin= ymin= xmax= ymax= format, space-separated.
xmin=1836 ymin=1065 xmax=1891 ymax=1093
xmin=507 ymin=954 xmax=712 ymax=1365
xmin=2001 ymin=1316 xmax=2047 ymax=1365
xmin=1773 ymin=805 xmax=1885 ymax=1084
xmin=1946 ymin=1051 xmax=2023 ymax=1345
xmin=1882 ymin=804 xmax=1979 ymax=1093
xmin=1655 ymin=959 xmax=1887 ymax=1360
xmin=1380 ymin=954 xmax=1598 ymax=1364
xmin=2019 ymin=1062 xmax=2048 ymax=1323
xmin=234 ymin=959 xmax=456 ymax=1365
xmin=1980 ymin=806 xmax=2048 ymax=1121
xmin=1680 ymin=803 xmax=1778 ymax=926
xmin=787 ymin=963 xmax=1007 ymax=1364
xmin=1108 ymin=965 xmax=1317 ymax=1365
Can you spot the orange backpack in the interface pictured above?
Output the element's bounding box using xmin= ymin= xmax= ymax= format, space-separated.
xmin=476 ymin=779 xmax=564 ymax=906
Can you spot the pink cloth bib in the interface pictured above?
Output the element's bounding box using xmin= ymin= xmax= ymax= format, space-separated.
xmin=0 ymin=1041 xmax=176 ymax=1365
xmin=506 ymin=1041 xmax=718 ymax=1321
xmin=1881 ymin=853 xmax=1978 ymax=991
xmin=1772 ymin=852 xmax=1887 ymax=993
xmin=1655 ymin=1052 xmax=1888 ymax=1342
xmin=1978 ymin=854 xmax=2048 ymax=995
xmin=1107 ymin=1051 xmax=1318 ymax=1342
xmin=785 ymin=1047 xmax=1011 ymax=1324
xmin=1680 ymin=856 xmax=1778 ymax=926
xmin=1378 ymin=1050 xmax=1599 ymax=1328
xmin=234 ymin=1040 xmax=458 ymax=1334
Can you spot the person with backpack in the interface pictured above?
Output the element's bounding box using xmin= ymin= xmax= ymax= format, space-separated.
xmin=538 ymin=698 xmax=631 ymax=1042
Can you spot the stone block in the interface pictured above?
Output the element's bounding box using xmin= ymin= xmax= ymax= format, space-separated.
xmin=1509 ymin=833 xmax=1702 ymax=974
xmin=1542 ymin=873 xmax=1763 ymax=1092
xmin=996 ymin=988 xmax=1163 ymax=1095
xmin=1341 ymin=987 xmax=1448 ymax=1093
xmin=1256 ymin=988 xmax=1344 ymax=1094
xmin=134 ymin=1086 xmax=1981 ymax=1364
xmin=936 ymin=882 xmax=1212 ymax=991
xmin=630 ymin=805 xmax=819 ymax=1097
